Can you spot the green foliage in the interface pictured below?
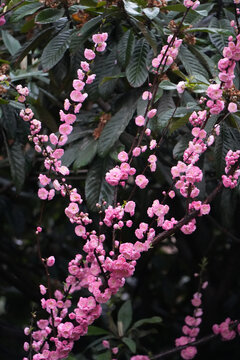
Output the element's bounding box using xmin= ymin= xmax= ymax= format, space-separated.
xmin=126 ymin=38 xmax=149 ymax=88
xmin=85 ymin=156 xmax=115 ymax=211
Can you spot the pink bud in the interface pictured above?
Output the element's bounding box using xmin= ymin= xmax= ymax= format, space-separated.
xmin=46 ymin=256 xmax=55 ymax=267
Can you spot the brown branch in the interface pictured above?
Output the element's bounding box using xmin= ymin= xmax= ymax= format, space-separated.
xmin=151 ymin=333 xmax=217 ymax=359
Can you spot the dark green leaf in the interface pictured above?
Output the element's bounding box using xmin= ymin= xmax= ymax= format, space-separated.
xmin=12 ymin=27 xmax=54 ymax=67
xmin=178 ymin=45 xmax=208 ymax=79
xmin=85 ymin=156 xmax=115 ymax=211
xmin=117 ymin=29 xmax=135 ymax=68
xmin=159 ymin=80 xmax=176 ymax=90
xmin=209 ymin=17 xmax=233 ymax=53
xmin=131 ymin=316 xmax=162 ymax=329
xmin=4 ymin=140 xmax=26 ymax=193
xmin=126 ymin=38 xmax=149 ymax=88
xmin=41 ymin=29 xmax=71 ymax=71
xmin=35 ymin=8 xmax=65 ymax=24
xmin=173 ymin=135 xmax=192 ymax=160
xmin=2 ymin=30 xmax=21 ymax=55
xmin=73 ymin=137 xmax=97 ymax=170
xmin=95 ymin=351 xmax=111 ymax=360
xmin=133 ymin=19 xmax=158 ymax=55
xmin=87 ymin=326 xmax=109 ymax=336
xmin=98 ymin=91 xmax=139 ymax=157
xmin=117 ymin=300 xmax=132 ymax=335
xmin=0 ymin=104 xmax=17 ymax=139
xmin=10 ymin=2 xmax=43 ymax=22
xmin=122 ymin=337 xmax=136 ymax=353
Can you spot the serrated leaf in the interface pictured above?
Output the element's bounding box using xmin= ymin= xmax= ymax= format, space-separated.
xmin=122 ymin=337 xmax=136 ymax=353
xmin=73 ymin=137 xmax=97 ymax=169
xmin=12 ymin=27 xmax=54 ymax=67
xmin=0 ymin=104 xmax=17 ymax=139
xmin=87 ymin=326 xmax=109 ymax=336
xmin=126 ymin=39 xmax=149 ymax=88
xmin=98 ymin=91 xmax=139 ymax=157
xmin=209 ymin=17 xmax=233 ymax=53
xmin=10 ymin=2 xmax=43 ymax=22
xmin=189 ymin=45 xmax=217 ymax=77
xmin=159 ymin=80 xmax=176 ymax=90
xmin=178 ymin=45 xmax=208 ymax=79
xmin=131 ymin=316 xmax=162 ymax=329
xmin=173 ymin=135 xmax=192 ymax=160
xmin=185 ymin=27 xmax=233 ymax=35
xmin=117 ymin=29 xmax=135 ymax=68
xmin=35 ymin=8 xmax=65 ymax=24
xmin=98 ymin=47 xmax=120 ymax=99
xmin=117 ymin=300 xmax=132 ymax=335
xmin=5 ymin=140 xmax=26 ymax=192
xmin=132 ymin=18 xmax=157 ymax=55
xmin=2 ymin=30 xmax=21 ymax=55
xmin=85 ymin=157 xmax=115 ymax=211
xmin=41 ymin=29 xmax=71 ymax=71
xmin=170 ymin=113 xmax=191 ymax=133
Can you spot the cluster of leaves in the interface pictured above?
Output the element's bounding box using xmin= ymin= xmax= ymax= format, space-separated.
xmin=1 ymin=0 xmax=240 ymax=359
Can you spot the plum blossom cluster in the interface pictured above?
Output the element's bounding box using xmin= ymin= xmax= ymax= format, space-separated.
xmin=222 ymin=149 xmax=240 ymax=188
xmin=20 ymin=3 xmax=240 ymax=359
xmin=212 ymin=318 xmax=240 ymax=341
xmin=175 ymin=281 xmax=208 ymax=360
xmin=206 ymin=33 xmax=240 ymax=115
xmin=152 ymin=35 xmax=182 ymax=69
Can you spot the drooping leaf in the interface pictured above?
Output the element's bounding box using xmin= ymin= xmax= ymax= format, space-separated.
xmin=87 ymin=326 xmax=109 ymax=336
xmin=117 ymin=300 xmax=132 ymax=335
xmin=4 ymin=140 xmax=26 ymax=193
xmin=98 ymin=91 xmax=139 ymax=157
xmin=98 ymin=46 xmax=120 ymax=99
xmin=159 ymin=80 xmax=177 ymax=91
xmin=122 ymin=337 xmax=136 ymax=353
xmin=133 ymin=19 xmax=158 ymax=55
xmin=178 ymin=45 xmax=208 ymax=79
xmin=41 ymin=29 xmax=71 ymax=71
xmin=73 ymin=137 xmax=98 ymax=170
xmin=85 ymin=156 xmax=115 ymax=211
xmin=95 ymin=351 xmax=111 ymax=360
xmin=189 ymin=45 xmax=217 ymax=77
xmin=131 ymin=316 xmax=162 ymax=329
xmin=117 ymin=29 xmax=135 ymax=68
xmin=209 ymin=17 xmax=233 ymax=53
xmin=0 ymin=104 xmax=17 ymax=139
xmin=1 ymin=30 xmax=21 ymax=55
xmin=126 ymin=38 xmax=149 ymax=88
xmin=12 ymin=27 xmax=54 ymax=67
xmin=173 ymin=135 xmax=192 ymax=160
xmin=10 ymin=2 xmax=43 ymax=22
xmin=35 ymin=8 xmax=65 ymax=24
